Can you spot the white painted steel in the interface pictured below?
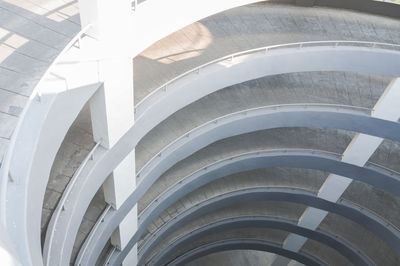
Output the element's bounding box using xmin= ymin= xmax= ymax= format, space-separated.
xmin=0 ymin=25 xmax=101 ymax=266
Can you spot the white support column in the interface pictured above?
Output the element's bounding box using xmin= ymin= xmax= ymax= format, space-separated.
xmin=79 ymin=1 xmax=137 ymax=265
xmin=271 ymin=78 xmax=400 ymax=266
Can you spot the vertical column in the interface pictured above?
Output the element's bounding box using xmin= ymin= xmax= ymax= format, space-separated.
xmin=79 ymin=0 xmax=137 ymax=265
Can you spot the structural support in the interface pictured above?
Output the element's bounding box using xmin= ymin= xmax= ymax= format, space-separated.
xmin=76 ymin=104 xmax=400 ymax=266
xmin=140 ymin=197 xmax=373 ymax=265
xmin=272 ymin=78 xmax=400 ymax=266
xmin=55 ymin=43 xmax=400 ymax=265
xmin=79 ymin=0 xmax=137 ymax=264
xmin=108 ymin=152 xmax=400 ymax=265
xmin=150 ymin=216 xmax=370 ymax=266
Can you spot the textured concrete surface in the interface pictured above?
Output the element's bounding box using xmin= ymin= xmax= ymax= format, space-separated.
xmin=142 ymin=193 xmax=309 ymax=262
xmin=187 ymin=251 xmax=305 ymax=266
xmin=186 ymin=250 xmax=284 ymax=266
xmin=136 ymin=71 xmax=389 ymax=171
xmin=0 ymin=0 xmax=80 ymax=163
xmin=142 ymin=197 xmax=309 ymax=249
xmin=369 ymin=139 xmax=400 ymax=173
xmin=128 ymin=4 xmax=400 ymax=265
xmin=341 ymin=181 xmax=400 ymax=230
xmin=138 ymin=127 xmax=353 ymax=212
xmin=40 ymin=103 xmax=103 ymax=264
xmin=0 ymin=0 xmax=399 ymax=265
xmin=139 ymin=170 xmax=358 ymax=265
xmin=25 ymin=2 xmax=400 ymax=265
xmin=300 ymin=239 xmax=350 ymax=266
xmin=319 ymin=212 xmax=400 ymax=265
xmin=133 ymin=3 xmax=400 ymax=103
xmin=162 ymin=227 xmax=290 ymax=265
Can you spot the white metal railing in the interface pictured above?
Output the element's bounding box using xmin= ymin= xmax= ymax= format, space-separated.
xmin=135 ymin=103 xmax=371 ymax=181
xmin=45 ymin=140 xmax=102 ymax=265
xmin=134 ymin=40 xmax=400 ymax=118
xmin=79 ymin=103 xmax=370 ymax=266
xmin=0 ymin=24 xmax=95 ymax=226
xmin=366 ymin=161 xmax=400 ymax=177
xmin=138 ymin=148 xmax=343 ymax=224
xmin=76 ymin=204 xmax=113 ymax=266
xmin=50 ymin=40 xmax=399 ymax=265
xmin=78 ymin=38 xmax=400 ymax=264
xmin=36 ymin=24 xmax=95 ymax=99
xmin=339 ymin=198 xmax=400 ymax=233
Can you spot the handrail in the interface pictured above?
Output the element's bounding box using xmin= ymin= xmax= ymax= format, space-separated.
xmin=135 ymin=103 xmax=371 ymax=180
xmin=137 ymin=190 xmax=308 ymax=253
xmin=36 ymin=23 xmax=95 ymax=97
xmin=105 ymin=186 xmax=316 ymax=266
xmin=81 ymin=104 xmax=371 ymax=266
xmin=339 ymin=198 xmax=400 ymax=232
xmin=138 ymin=149 xmax=343 ymax=223
xmin=76 ymin=204 xmax=112 ymax=266
xmin=366 ymin=161 xmax=400 ymax=177
xmin=91 ymin=150 xmax=400 ymax=265
xmin=0 ymin=24 xmax=94 ymax=226
xmin=45 ymin=140 xmax=102 ymax=265
xmin=142 ymin=215 xmax=366 ymax=265
xmin=140 ymin=193 xmax=400 ymax=257
xmin=134 ymin=40 xmax=400 ymax=118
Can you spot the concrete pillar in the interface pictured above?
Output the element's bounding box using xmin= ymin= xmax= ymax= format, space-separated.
xmin=79 ymin=0 xmax=137 ymax=264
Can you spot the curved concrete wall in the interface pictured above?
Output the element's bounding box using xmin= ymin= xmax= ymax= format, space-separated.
xmin=2 ymin=1 xmax=400 ymax=266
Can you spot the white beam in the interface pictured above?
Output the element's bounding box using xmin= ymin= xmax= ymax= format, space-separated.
xmin=79 ymin=0 xmax=137 ymax=264
xmin=272 ymin=78 xmax=400 ymax=265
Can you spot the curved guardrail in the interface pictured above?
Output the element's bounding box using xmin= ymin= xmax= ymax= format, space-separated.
xmin=77 ymin=102 xmax=400 ymax=266
xmin=44 ymin=140 xmax=102 ymax=265
xmin=339 ymin=197 xmax=400 ymax=233
xmin=0 ymin=24 xmax=95 ymax=266
xmin=114 ymin=160 xmax=400 ymax=265
xmin=144 ymin=215 xmax=372 ymax=266
xmin=0 ymin=23 xmax=94 ymax=223
xmin=136 ymin=103 xmax=371 ymax=180
xmin=77 ymin=103 xmax=368 ymax=265
xmin=166 ymin=238 xmax=326 ymax=266
xmin=2 ymin=0 xmax=399 ymax=263
xmin=134 ymin=40 xmax=400 ymax=119
xmin=101 ymin=150 xmax=400 ymax=265
xmin=67 ymin=40 xmax=400 ymax=266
